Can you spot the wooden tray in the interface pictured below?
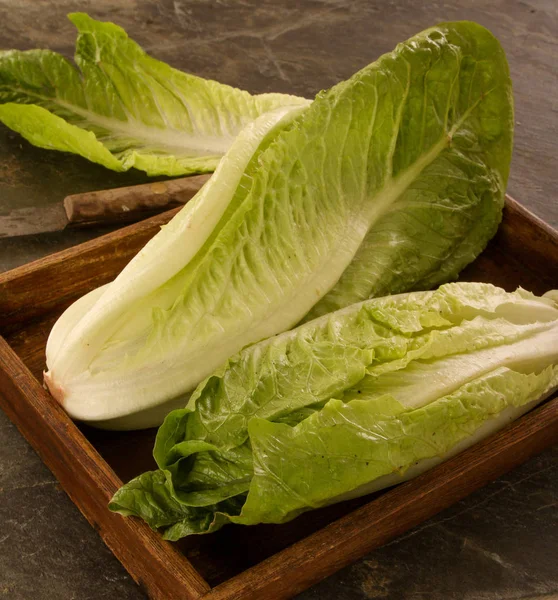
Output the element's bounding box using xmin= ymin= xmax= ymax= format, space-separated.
xmin=1 ymin=196 xmax=557 ymax=600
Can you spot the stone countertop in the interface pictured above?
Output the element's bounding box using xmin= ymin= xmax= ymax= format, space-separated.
xmin=1 ymin=1 xmax=557 ymax=598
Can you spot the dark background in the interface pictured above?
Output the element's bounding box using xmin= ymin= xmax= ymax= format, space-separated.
xmin=1 ymin=1 xmax=557 ymax=598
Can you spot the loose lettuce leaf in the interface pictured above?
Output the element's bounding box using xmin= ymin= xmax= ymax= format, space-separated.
xmin=46 ymin=22 xmax=514 ymax=429
xmin=109 ymin=283 xmax=558 ymax=537
xmin=0 ymin=13 xmax=308 ymax=176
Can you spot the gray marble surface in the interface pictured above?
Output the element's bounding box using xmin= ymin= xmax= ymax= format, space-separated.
xmin=1 ymin=1 xmax=557 ymax=598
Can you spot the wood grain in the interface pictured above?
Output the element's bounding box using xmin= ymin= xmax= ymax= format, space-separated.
xmin=457 ymin=196 xmax=558 ymax=294
xmin=0 ymin=195 xmax=557 ymax=599
xmin=497 ymin=196 xmax=558 ymax=283
xmin=0 ymin=338 xmax=210 ymax=600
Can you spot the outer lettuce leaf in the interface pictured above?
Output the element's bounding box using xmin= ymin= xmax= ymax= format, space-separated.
xmin=113 ymin=469 xmax=243 ymax=535
xmin=0 ymin=13 xmax=308 ymax=176
xmin=46 ymin=22 xmax=514 ymax=429
xmin=304 ymin=22 xmax=514 ymax=319
xmin=239 ymin=365 xmax=557 ymax=525
xmin=109 ymin=283 xmax=558 ymax=538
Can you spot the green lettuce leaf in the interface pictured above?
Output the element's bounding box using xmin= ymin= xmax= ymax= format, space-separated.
xmin=303 ymin=22 xmax=514 ymax=319
xmin=239 ymin=365 xmax=557 ymax=525
xmin=109 ymin=283 xmax=558 ymax=537
xmin=46 ymin=22 xmax=514 ymax=430
xmin=0 ymin=13 xmax=308 ymax=176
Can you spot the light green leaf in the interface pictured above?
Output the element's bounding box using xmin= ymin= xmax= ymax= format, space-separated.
xmin=303 ymin=22 xmax=514 ymax=319
xmin=0 ymin=13 xmax=308 ymax=175
xmin=238 ymin=364 xmax=558 ymax=525
xmin=0 ymin=103 xmax=123 ymax=170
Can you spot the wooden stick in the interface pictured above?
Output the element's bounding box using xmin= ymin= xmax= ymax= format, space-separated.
xmin=64 ymin=174 xmax=211 ymax=227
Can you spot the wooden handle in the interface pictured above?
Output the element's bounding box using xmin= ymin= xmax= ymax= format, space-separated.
xmin=63 ymin=174 xmax=211 ymax=227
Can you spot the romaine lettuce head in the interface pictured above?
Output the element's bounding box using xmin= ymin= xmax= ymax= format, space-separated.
xmin=109 ymin=283 xmax=558 ymax=537
xmin=45 ymin=21 xmax=513 ymax=429
xmin=0 ymin=13 xmax=308 ymax=176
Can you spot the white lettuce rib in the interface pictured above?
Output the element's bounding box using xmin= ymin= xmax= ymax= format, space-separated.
xmin=381 ymin=323 xmax=558 ymax=410
xmin=332 ymin=387 xmax=557 ymax=504
xmin=60 ymin=101 xmax=238 ymax=156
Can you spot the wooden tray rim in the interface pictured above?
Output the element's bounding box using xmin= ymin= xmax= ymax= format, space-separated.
xmin=1 ymin=195 xmax=558 ymax=600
